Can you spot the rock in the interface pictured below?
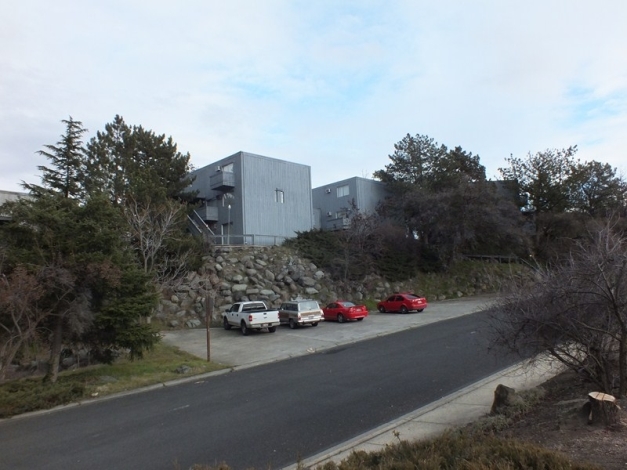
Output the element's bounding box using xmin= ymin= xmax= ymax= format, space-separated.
xmin=186 ymin=319 xmax=202 ymax=328
xmin=300 ymin=277 xmax=316 ymax=287
xmin=232 ymin=284 xmax=248 ymax=292
xmin=175 ymin=365 xmax=192 ymax=374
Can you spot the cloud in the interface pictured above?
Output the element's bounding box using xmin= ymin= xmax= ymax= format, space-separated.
xmin=0 ymin=0 xmax=625 ymax=192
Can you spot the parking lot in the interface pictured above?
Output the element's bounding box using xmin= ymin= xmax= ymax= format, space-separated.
xmin=161 ymin=295 xmax=496 ymax=369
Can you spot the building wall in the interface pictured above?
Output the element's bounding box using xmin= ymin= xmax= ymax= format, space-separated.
xmin=189 ymin=151 xmax=313 ymax=244
xmin=241 ymin=152 xmax=313 ymax=239
xmin=312 ymin=177 xmax=388 ymax=230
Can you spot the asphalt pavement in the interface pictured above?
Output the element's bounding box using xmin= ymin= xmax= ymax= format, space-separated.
xmin=161 ymin=295 xmax=563 ymax=469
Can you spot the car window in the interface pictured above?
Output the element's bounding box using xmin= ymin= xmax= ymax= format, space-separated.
xmin=299 ymin=301 xmax=320 ymax=311
xmin=405 ymin=294 xmax=419 ymax=300
xmin=387 ymin=296 xmax=395 ymax=302
xmin=343 ymin=301 xmax=355 ymax=307
xmin=327 ymin=303 xmax=337 ymax=309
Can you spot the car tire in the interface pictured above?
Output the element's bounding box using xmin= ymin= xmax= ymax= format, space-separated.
xmin=337 ymin=314 xmax=345 ymax=323
xmin=268 ymin=326 xmax=277 ymax=333
xmin=400 ymin=305 xmax=408 ymax=314
xmin=223 ymin=317 xmax=231 ymax=330
xmin=241 ymin=321 xmax=250 ymax=336
xmin=417 ymin=309 xmax=424 ymax=313
xmin=378 ymin=306 xmax=386 ymax=313
xmin=311 ymin=322 xmax=318 ymax=327
xmin=289 ymin=319 xmax=297 ymax=329
xmin=357 ymin=317 xmax=364 ymax=321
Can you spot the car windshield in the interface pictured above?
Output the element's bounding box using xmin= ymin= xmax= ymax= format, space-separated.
xmin=299 ymin=301 xmax=320 ymax=311
xmin=405 ymin=294 xmax=421 ymax=299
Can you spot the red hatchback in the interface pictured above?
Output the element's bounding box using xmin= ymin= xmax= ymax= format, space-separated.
xmin=322 ymin=301 xmax=368 ymax=323
xmin=377 ymin=293 xmax=427 ymax=313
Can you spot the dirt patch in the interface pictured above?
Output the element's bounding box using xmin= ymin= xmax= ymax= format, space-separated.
xmin=495 ymin=369 xmax=627 ymax=470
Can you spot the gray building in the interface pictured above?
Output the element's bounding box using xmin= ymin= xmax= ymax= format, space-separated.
xmin=188 ymin=151 xmax=314 ymax=245
xmin=312 ymin=177 xmax=388 ymax=231
xmin=0 ymin=190 xmax=30 ymax=222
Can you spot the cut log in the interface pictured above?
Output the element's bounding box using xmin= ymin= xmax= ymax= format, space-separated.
xmin=587 ymin=391 xmax=621 ymax=427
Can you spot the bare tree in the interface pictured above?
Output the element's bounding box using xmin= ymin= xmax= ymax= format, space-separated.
xmin=331 ymin=201 xmax=384 ymax=282
xmin=489 ymin=220 xmax=627 ymax=395
xmin=0 ymin=267 xmax=47 ymax=380
xmin=123 ymin=196 xmax=198 ymax=289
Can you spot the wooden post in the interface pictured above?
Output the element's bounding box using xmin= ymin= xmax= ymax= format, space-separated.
xmin=205 ymin=295 xmax=214 ymax=362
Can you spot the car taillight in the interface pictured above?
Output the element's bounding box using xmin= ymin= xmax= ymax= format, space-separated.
xmin=248 ymin=315 xmax=253 ymax=322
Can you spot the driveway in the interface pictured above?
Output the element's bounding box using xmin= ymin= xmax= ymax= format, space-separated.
xmin=161 ymin=295 xmax=496 ymax=368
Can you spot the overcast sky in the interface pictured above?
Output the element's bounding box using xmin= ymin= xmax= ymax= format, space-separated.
xmin=1 ymin=0 xmax=626 ymax=193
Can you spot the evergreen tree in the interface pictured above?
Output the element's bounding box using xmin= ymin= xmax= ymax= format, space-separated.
xmin=23 ymin=117 xmax=87 ymax=200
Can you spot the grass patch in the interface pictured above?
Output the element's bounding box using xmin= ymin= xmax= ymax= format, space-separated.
xmin=0 ymin=342 xmax=227 ymax=418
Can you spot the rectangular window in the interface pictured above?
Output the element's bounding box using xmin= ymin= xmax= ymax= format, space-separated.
xmin=221 ymin=162 xmax=234 ymax=173
xmin=275 ymin=189 xmax=284 ymax=203
xmin=336 ymin=185 xmax=349 ymax=197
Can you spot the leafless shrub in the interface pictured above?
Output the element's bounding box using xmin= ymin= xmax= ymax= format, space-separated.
xmin=489 ymin=220 xmax=627 ymax=396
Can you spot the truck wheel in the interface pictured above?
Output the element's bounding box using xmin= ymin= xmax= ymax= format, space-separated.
xmin=268 ymin=326 xmax=277 ymax=333
xmin=223 ymin=317 xmax=231 ymax=330
xmin=289 ymin=319 xmax=297 ymax=329
xmin=241 ymin=321 xmax=250 ymax=336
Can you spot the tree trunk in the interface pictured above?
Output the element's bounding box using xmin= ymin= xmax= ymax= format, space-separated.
xmin=619 ymin=330 xmax=627 ymax=397
xmin=44 ymin=316 xmax=64 ymax=383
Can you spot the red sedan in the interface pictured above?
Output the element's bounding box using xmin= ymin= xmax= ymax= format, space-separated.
xmin=377 ymin=293 xmax=427 ymax=313
xmin=322 ymin=301 xmax=368 ymax=323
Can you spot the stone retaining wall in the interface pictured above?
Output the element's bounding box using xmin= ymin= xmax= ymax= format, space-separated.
xmin=155 ymin=245 xmax=493 ymax=328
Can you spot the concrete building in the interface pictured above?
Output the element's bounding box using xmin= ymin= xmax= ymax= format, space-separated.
xmin=188 ymin=151 xmax=314 ymax=245
xmin=312 ymin=177 xmax=388 ymax=231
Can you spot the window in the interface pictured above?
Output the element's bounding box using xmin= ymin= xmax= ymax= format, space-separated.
xmin=275 ymin=189 xmax=284 ymax=203
xmin=336 ymin=210 xmax=348 ymax=219
xmin=221 ymin=162 xmax=234 ymax=173
xmin=336 ymin=185 xmax=349 ymax=197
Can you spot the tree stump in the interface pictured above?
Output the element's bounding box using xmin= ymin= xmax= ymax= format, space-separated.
xmin=491 ymin=384 xmax=520 ymax=415
xmin=587 ymin=391 xmax=621 ymax=427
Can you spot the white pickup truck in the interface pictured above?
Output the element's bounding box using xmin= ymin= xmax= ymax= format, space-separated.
xmin=222 ymin=301 xmax=280 ymax=336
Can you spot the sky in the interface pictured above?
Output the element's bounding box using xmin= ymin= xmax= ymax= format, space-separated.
xmin=1 ymin=0 xmax=626 ymax=193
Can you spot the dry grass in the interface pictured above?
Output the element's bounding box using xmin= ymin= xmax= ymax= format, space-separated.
xmin=0 ymin=342 xmax=227 ymax=418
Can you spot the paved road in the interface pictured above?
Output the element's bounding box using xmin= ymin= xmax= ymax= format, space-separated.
xmin=0 ymin=296 xmax=521 ymax=470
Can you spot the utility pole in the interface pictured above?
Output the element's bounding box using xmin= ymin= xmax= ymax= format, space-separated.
xmin=205 ymin=295 xmax=214 ymax=362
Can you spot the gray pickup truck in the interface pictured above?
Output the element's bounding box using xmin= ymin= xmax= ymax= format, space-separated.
xmin=222 ymin=300 xmax=280 ymax=336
